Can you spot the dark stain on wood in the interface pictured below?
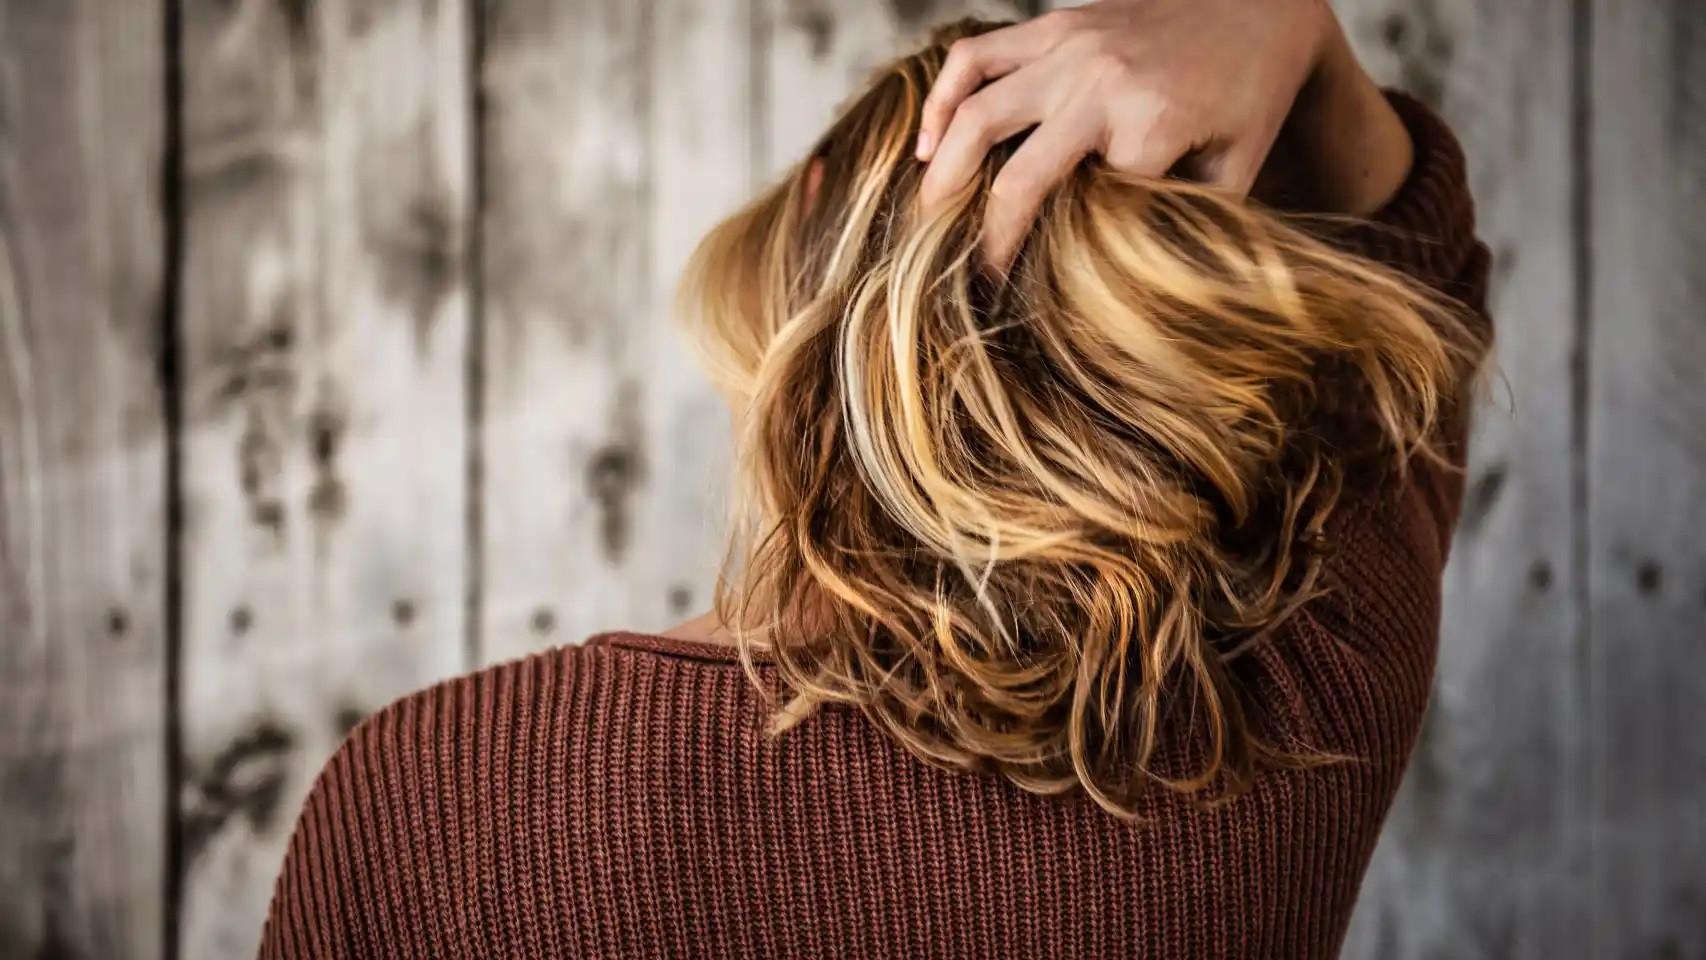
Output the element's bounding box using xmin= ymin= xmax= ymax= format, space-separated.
xmin=788 ymin=3 xmax=837 ymax=60
xmin=105 ymin=607 xmax=128 ymax=640
xmin=346 ymin=0 xmax=391 ymax=38
xmin=360 ymin=125 xmax=461 ymax=350
xmin=1667 ymin=0 xmax=1704 ymax=146
xmin=668 ymin=584 xmax=693 ymax=614
xmin=1528 ymin=560 xmax=1553 ymax=594
xmin=4 ymin=754 xmax=64 ymax=826
xmin=220 ymin=325 xmax=298 ymax=534
xmin=888 ymin=0 xmax=939 ymax=28
xmin=1493 ymin=241 xmax=1519 ymax=287
xmin=213 ymin=320 xmax=296 ymax=409
xmin=392 ymin=597 xmax=415 ymax=626
xmin=1460 ymin=462 xmax=1507 ymax=534
xmin=179 ymin=722 xmax=295 ymax=867
xmin=230 ymin=605 xmax=253 ymax=635
xmin=588 ymin=445 xmax=640 ymax=562
xmin=278 ymin=0 xmax=312 ymax=40
xmin=186 ymin=136 xmax=292 ymax=206
xmin=588 ymin=382 xmax=646 ymax=564
xmin=239 ymin=410 xmax=287 ymax=536
xmin=530 ymin=607 xmax=556 ymax=635
xmin=272 ymin=0 xmax=321 ymax=106
xmin=379 ymin=191 xmax=460 ymax=346
xmin=1376 ymin=2 xmax=1453 ymax=109
xmin=1637 ymin=560 xmax=1664 ymax=596
xmin=333 ymin=705 xmax=366 ymax=738
xmin=306 ymin=403 xmax=347 ymax=524
xmin=26 ymin=901 xmax=75 ymax=960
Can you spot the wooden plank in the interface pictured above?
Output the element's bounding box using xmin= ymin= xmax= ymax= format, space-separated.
xmin=174 ymin=1 xmax=471 ymax=956
xmin=632 ymin=0 xmax=759 ymax=629
xmin=1329 ymin=1 xmax=1589 ymax=957
xmin=0 ymin=2 xmax=169 ymax=957
xmin=476 ymin=0 xmax=656 ymax=661
xmin=1586 ymin=1 xmax=1706 ymax=955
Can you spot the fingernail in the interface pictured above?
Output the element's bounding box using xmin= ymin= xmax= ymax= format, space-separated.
xmin=915 ymin=131 xmax=933 ymax=160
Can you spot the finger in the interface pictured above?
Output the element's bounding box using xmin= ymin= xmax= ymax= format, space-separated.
xmin=919 ymin=68 xmax=1047 ymax=210
xmin=980 ymin=109 xmax=1102 ymax=270
xmin=1202 ymin=133 xmax=1279 ymax=197
xmin=917 ymin=14 xmax=1073 ymax=161
xmin=1104 ymin=119 xmax=1194 ymax=181
xmin=1207 ymin=151 xmax=1264 ymax=197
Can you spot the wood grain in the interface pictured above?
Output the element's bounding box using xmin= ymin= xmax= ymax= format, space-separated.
xmin=0 ymin=2 xmax=169 ymax=957
xmin=174 ymin=1 xmax=471 ymax=955
xmin=1587 ymin=1 xmax=1706 ymax=954
xmin=1329 ymin=0 xmax=1590 ymax=956
xmin=476 ymin=0 xmax=657 ymax=661
xmin=629 ymin=0 xmax=757 ymax=629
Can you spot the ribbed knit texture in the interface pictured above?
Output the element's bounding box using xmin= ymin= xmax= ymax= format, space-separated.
xmin=258 ymin=92 xmax=1491 ymax=960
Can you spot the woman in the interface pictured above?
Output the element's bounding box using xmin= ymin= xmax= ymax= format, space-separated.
xmin=260 ymin=2 xmax=1490 ymax=957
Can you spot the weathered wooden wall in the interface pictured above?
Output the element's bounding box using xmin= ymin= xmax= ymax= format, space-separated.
xmin=0 ymin=1 xmax=1701 ymax=957
xmin=1329 ymin=0 xmax=1591 ymax=954
xmin=1 ymin=3 xmax=169 ymax=958
xmin=173 ymin=1 xmax=474 ymax=955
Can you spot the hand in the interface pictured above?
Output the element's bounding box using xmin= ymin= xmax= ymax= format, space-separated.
xmin=916 ymin=0 xmax=1336 ymax=265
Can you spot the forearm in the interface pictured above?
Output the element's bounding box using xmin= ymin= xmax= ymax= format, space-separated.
xmin=1255 ymin=19 xmax=1415 ymax=217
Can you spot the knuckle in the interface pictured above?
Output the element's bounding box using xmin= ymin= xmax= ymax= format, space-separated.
xmin=956 ymin=93 xmax=996 ymax=132
xmin=1116 ymin=88 xmax=1174 ymax=129
xmin=991 ymin=167 xmax=1040 ymax=203
xmin=1150 ymin=106 xmax=1191 ymax=146
xmin=945 ymin=37 xmax=982 ymax=71
xmin=1087 ymin=49 xmax=1132 ymax=85
xmin=1035 ymin=7 xmax=1084 ymax=39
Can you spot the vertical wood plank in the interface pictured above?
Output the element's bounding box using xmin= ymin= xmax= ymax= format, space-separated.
xmin=1330 ymin=1 xmax=1589 ymax=956
xmin=175 ymin=1 xmax=471 ymax=955
xmin=1587 ymin=1 xmax=1706 ymax=954
xmin=477 ymin=0 xmax=654 ymax=661
xmin=478 ymin=0 xmax=760 ymax=663
xmin=635 ymin=0 xmax=758 ymax=626
xmin=0 ymin=2 xmax=169 ymax=957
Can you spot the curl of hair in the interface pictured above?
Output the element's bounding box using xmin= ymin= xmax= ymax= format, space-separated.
xmin=678 ymin=20 xmax=1488 ymax=816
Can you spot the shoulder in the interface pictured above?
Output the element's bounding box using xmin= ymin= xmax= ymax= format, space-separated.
xmin=307 ymin=633 xmax=748 ymax=795
xmin=257 ymin=636 xmax=753 ymax=959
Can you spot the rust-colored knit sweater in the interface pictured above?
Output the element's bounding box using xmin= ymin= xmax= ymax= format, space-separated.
xmin=260 ymin=94 xmax=1489 ymax=960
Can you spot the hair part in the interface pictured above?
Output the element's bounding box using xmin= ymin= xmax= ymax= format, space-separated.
xmin=678 ymin=20 xmax=1487 ymax=816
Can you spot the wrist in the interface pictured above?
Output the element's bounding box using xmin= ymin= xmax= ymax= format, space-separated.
xmin=1258 ymin=22 xmax=1415 ymax=217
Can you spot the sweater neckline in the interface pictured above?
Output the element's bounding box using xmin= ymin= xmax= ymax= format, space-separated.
xmin=588 ymin=630 xmax=773 ymax=665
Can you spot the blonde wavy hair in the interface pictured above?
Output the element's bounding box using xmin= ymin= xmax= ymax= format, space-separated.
xmin=678 ymin=20 xmax=1486 ymax=816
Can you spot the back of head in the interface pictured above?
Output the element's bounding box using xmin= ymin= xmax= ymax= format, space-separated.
xmin=679 ymin=20 xmax=1483 ymax=815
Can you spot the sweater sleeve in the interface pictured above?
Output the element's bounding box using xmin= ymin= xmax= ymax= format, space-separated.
xmin=1319 ymin=91 xmax=1495 ymax=561
xmin=257 ymin=725 xmax=375 ymax=959
xmin=256 ymin=677 xmax=477 ymax=960
xmin=256 ymin=647 xmax=589 ymax=960
xmin=1323 ymin=90 xmax=1493 ymax=317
